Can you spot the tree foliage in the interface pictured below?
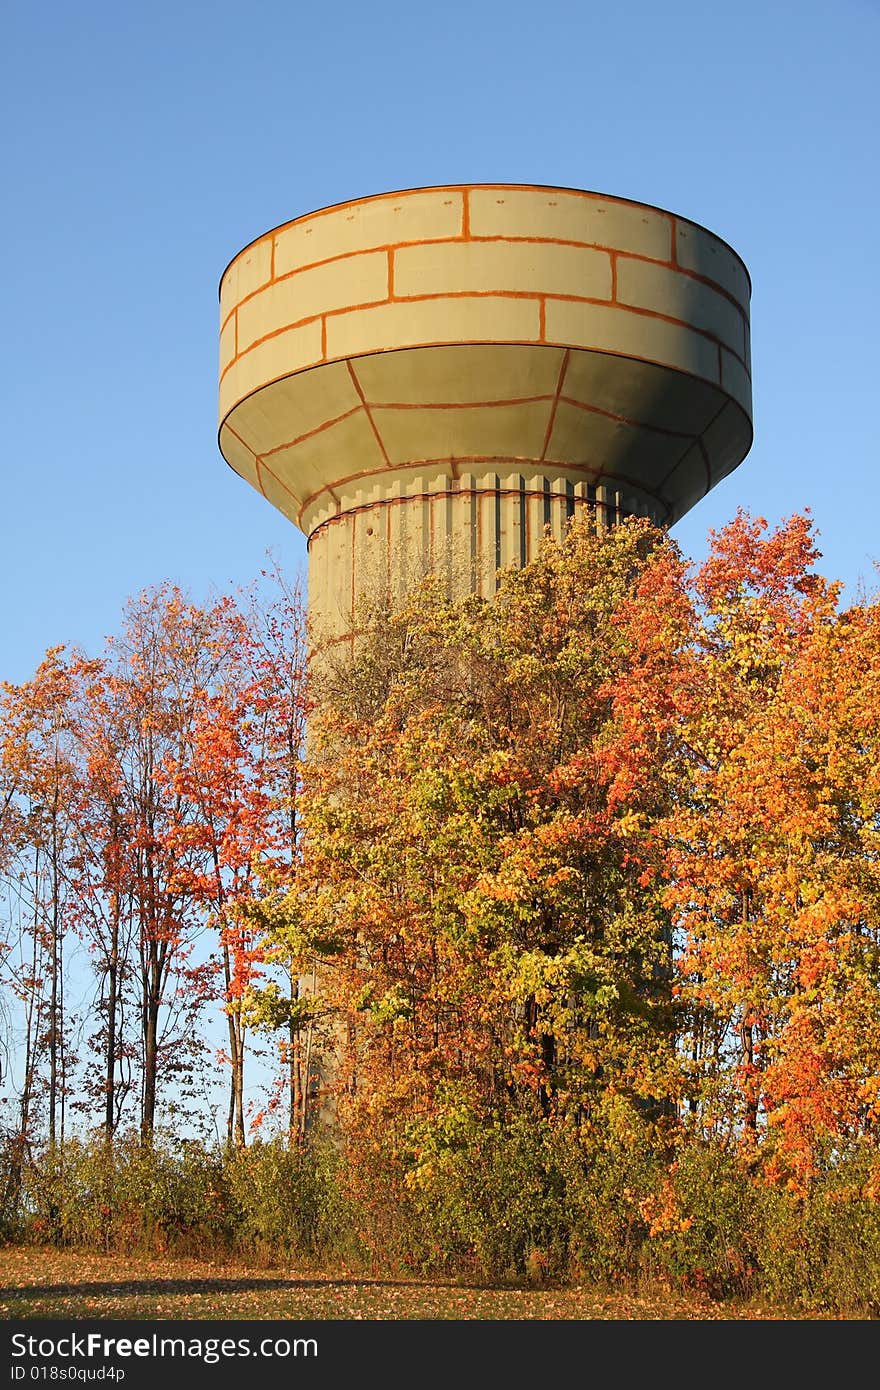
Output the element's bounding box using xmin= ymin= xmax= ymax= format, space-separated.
xmin=0 ymin=570 xmax=308 ymax=1152
xmin=292 ymin=511 xmax=880 ymax=1198
xmin=2 ymin=509 xmax=879 ymax=1295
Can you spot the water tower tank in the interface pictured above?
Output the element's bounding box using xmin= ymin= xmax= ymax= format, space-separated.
xmin=218 ymin=184 xmax=752 ymax=640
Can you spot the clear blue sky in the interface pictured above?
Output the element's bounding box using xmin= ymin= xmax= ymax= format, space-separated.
xmin=3 ymin=0 xmax=878 ymax=686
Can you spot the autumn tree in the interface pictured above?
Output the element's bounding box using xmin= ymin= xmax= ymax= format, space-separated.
xmin=0 ymin=568 xmax=310 ymax=1159
xmin=145 ymin=566 xmax=309 ymax=1147
xmin=79 ymin=586 xmax=244 ymax=1143
xmin=0 ymin=649 xmax=81 ymax=1199
xmin=67 ymin=656 xmax=141 ymax=1144
xmin=232 ymin=565 xmax=311 ymax=1140
xmin=4 ymin=508 xmax=877 ymax=1242
xmin=294 ymin=516 xmax=685 ymax=1168
xmin=653 ymin=512 xmax=880 ymax=1190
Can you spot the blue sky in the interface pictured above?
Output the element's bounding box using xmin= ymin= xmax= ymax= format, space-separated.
xmin=3 ymin=0 xmax=878 ymax=686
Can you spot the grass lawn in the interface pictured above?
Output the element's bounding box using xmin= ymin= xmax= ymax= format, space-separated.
xmin=0 ymin=1245 xmax=848 ymax=1320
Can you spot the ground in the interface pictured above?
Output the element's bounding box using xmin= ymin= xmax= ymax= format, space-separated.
xmin=0 ymin=1246 xmax=851 ymax=1320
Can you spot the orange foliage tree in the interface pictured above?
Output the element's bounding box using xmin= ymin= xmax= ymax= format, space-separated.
xmin=0 ymin=649 xmax=81 ymax=1176
xmin=0 ymin=573 xmax=310 ymax=1153
xmin=651 ymin=512 xmax=880 ymax=1191
xmin=158 ymin=566 xmax=309 ymax=1145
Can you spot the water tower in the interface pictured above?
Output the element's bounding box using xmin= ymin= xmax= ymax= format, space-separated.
xmin=218 ymin=184 xmax=751 ymax=639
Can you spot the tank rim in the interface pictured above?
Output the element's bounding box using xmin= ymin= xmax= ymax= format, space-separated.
xmin=218 ymin=182 xmax=752 ymax=300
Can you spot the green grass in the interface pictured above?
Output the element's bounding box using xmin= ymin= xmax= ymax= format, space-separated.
xmin=0 ymin=1246 xmax=846 ymax=1320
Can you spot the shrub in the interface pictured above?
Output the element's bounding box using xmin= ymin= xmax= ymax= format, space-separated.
xmin=7 ymin=1125 xmax=880 ymax=1313
xmin=20 ymin=1133 xmax=227 ymax=1254
xmin=222 ymin=1135 xmax=354 ymax=1262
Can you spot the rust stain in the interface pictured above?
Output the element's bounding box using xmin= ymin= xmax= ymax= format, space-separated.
xmin=346 ymin=360 xmax=391 ymax=465
xmin=222 ymin=290 xmax=747 ymax=392
xmin=220 ymin=232 xmax=746 ymax=339
xmin=540 ymin=348 xmax=571 ymax=462
xmin=258 ymin=404 xmax=364 ymax=460
xmin=558 ymin=393 xmax=695 ymax=440
xmin=372 ymin=393 xmax=555 ymax=412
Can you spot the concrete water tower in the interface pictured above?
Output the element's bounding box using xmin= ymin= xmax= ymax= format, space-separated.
xmin=218 ymin=184 xmax=752 ymax=639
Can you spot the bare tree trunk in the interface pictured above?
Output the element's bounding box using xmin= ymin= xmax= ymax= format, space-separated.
xmin=221 ymin=939 xmax=247 ymax=1148
xmin=5 ymin=866 xmax=43 ymax=1214
xmin=741 ymin=1020 xmax=758 ymax=1133
xmin=300 ymin=964 xmax=318 ymax=1138
xmin=288 ymin=963 xmax=303 ymax=1144
xmin=104 ymin=888 xmax=120 ymax=1145
xmin=741 ymin=890 xmax=758 ymax=1134
xmin=48 ymin=798 xmax=60 ymax=1146
xmin=234 ymin=1025 xmax=246 ymax=1148
xmin=141 ymin=947 xmax=162 ymax=1144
